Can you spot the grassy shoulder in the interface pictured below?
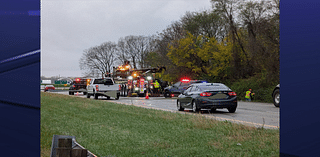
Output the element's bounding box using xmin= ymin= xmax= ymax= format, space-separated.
xmin=41 ymin=92 xmax=279 ymax=157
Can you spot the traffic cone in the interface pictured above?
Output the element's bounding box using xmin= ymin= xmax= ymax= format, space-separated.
xmin=145 ymin=91 xmax=149 ymax=99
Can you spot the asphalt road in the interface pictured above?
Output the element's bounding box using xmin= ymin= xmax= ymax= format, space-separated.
xmin=51 ymin=90 xmax=279 ymax=129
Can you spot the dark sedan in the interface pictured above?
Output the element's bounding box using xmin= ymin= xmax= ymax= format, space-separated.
xmin=177 ymin=83 xmax=237 ymax=113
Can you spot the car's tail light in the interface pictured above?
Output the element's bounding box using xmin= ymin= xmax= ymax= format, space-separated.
xmin=119 ymin=85 xmax=121 ymax=90
xmin=73 ymin=85 xmax=75 ymax=88
xmin=200 ymin=92 xmax=212 ymax=97
xmin=228 ymin=92 xmax=237 ymax=96
xmin=95 ymin=85 xmax=99 ymax=91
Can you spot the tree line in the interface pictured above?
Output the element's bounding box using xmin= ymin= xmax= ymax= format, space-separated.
xmin=80 ymin=0 xmax=279 ymax=85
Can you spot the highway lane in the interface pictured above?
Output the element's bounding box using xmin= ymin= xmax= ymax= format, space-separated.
xmin=51 ymin=91 xmax=279 ymax=129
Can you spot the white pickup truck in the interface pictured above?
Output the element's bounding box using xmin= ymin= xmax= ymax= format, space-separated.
xmin=86 ymin=77 xmax=120 ymax=100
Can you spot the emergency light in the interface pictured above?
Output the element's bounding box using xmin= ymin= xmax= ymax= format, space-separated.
xmin=181 ymin=78 xmax=190 ymax=83
xmin=132 ymin=72 xmax=138 ymax=77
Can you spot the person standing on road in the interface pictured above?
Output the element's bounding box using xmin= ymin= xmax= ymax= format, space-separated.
xmin=154 ymin=80 xmax=160 ymax=97
xmin=245 ymin=89 xmax=255 ymax=101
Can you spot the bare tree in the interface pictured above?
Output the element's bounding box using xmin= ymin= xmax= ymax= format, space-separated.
xmin=117 ymin=36 xmax=138 ymax=69
xmin=117 ymin=35 xmax=155 ymax=69
xmin=211 ymin=0 xmax=253 ymax=79
xmin=238 ymin=0 xmax=279 ymax=82
xmin=79 ymin=41 xmax=117 ymax=77
xmin=116 ymin=39 xmax=130 ymax=65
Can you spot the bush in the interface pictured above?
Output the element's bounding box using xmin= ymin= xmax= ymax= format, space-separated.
xmin=226 ymin=75 xmax=278 ymax=103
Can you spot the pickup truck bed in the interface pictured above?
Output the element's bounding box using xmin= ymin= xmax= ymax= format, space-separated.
xmin=86 ymin=78 xmax=120 ymax=100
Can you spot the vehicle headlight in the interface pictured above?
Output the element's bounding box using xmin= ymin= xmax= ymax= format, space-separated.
xmin=135 ymin=87 xmax=139 ymax=91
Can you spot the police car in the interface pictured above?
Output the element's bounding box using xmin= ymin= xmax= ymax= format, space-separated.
xmin=163 ymin=79 xmax=206 ymax=98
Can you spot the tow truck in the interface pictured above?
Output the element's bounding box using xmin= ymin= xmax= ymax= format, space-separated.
xmin=112 ymin=61 xmax=166 ymax=97
xmin=68 ymin=78 xmax=91 ymax=95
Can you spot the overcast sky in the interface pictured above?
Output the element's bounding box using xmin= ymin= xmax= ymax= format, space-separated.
xmin=41 ymin=0 xmax=212 ymax=78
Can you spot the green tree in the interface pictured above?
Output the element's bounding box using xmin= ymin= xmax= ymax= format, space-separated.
xmin=167 ymin=32 xmax=234 ymax=82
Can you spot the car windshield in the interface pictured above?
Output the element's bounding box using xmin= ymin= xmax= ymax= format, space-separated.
xmin=198 ymin=84 xmax=231 ymax=91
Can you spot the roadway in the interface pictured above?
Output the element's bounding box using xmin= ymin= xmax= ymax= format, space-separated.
xmin=51 ymin=90 xmax=279 ymax=129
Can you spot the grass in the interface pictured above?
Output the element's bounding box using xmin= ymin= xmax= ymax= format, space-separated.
xmin=41 ymin=92 xmax=279 ymax=157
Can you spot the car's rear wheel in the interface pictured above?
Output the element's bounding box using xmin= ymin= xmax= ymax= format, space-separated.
xmin=227 ymin=107 xmax=237 ymax=113
xmin=86 ymin=93 xmax=90 ymax=98
xmin=177 ymin=100 xmax=184 ymax=111
xmin=273 ymin=89 xmax=280 ymax=107
xmin=164 ymin=91 xmax=171 ymax=98
xmin=83 ymin=92 xmax=87 ymax=95
xmin=192 ymin=100 xmax=200 ymax=113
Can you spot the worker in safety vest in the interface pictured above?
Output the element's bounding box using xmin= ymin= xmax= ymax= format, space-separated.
xmin=245 ymin=89 xmax=255 ymax=101
xmin=154 ymin=80 xmax=160 ymax=96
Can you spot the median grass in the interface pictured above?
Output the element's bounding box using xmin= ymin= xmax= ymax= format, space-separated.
xmin=41 ymin=92 xmax=279 ymax=157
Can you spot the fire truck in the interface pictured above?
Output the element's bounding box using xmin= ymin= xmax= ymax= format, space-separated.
xmin=112 ymin=62 xmax=166 ymax=97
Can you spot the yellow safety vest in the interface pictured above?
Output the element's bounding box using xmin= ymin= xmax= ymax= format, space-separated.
xmin=154 ymin=82 xmax=160 ymax=88
xmin=245 ymin=91 xmax=251 ymax=99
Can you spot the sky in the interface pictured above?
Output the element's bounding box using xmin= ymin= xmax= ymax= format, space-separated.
xmin=41 ymin=0 xmax=212 ymax=78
